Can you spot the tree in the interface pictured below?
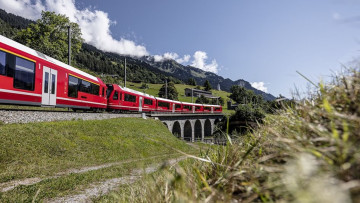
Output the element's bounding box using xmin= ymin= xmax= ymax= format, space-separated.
xmin=15 ymin=11 xmax=83 ymax=65
xmin=158 ymin=82 xmax=178 ymax=100
xmin=196 ymin=95 xmax=209 ymax=104
xmin=187 ymin=78 xmax=196 ymax=86
xmin=203 ymin=80 xmax=212 ymax=91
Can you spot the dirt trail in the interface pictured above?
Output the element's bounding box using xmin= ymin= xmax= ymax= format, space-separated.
xmin=46 ymin=157 xmax=186 ymax=203
xmin=0 ymin=154 xmax=179 ymax=193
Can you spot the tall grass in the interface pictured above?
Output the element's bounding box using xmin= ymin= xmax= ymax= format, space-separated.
xmin=99 ymin=68 xmax=360 ymax=202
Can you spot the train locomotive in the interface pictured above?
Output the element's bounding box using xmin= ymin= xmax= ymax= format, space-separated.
xmin=0 ymin=34 xmax=222 ymax=114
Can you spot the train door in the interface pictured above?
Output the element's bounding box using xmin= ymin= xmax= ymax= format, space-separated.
xmin=139 ymin=96 xmax=143 ymax=112
xmin=172 ymin=104 xmax=175 ymax=113
xmin=192 ymin=106 xmax=195 ymax=113
xmin=41 ymin=66 xmax=57 ymax=106
xmin=211 ymin=107 xmax=214 ymax=113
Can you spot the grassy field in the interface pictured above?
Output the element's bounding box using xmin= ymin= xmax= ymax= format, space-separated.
xmin=96 ymin=69 xmax=360 ymax=202
xmin=0 ymin=118 xmax=198 ymax=202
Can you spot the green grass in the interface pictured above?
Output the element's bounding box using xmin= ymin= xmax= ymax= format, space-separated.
xmin=0 ymin=117 xmax=199 ymax=201
xmin=97 ymin=69 xmax=360 ymax=202
xmin=0 ymin=118 xmax=194 ymax=183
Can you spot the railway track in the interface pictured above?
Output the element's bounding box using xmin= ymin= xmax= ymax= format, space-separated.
xmin=0 ymin=109 xmax=142 ymax=124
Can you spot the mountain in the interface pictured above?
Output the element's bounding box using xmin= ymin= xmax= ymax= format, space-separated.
xmin=0 ymin=9 xmax=276 ymax=100
xmin=144 ymin=57 xmax=276 ymax=100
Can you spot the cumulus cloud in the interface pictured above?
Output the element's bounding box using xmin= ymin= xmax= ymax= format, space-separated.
xmin=191 ymin=51 xmax=218 ymax=73
xmin=251 ymin=82 xmax=268 ymax=93
xmin=0 ymin=0 xmax=148 ymax=57
xmin=154 ymin=52 xmax=191 ymax=64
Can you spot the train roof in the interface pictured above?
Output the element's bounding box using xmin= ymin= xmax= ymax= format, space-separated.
xmin=0 ymin=34 xmax=98 ymax=82
xmin=120 ymin=86 xmax=156 ymax=99
xmin=203 ymin=104 xmax=222 ymax=107
xmin=155 ymin=97 xmax=177 ymax=102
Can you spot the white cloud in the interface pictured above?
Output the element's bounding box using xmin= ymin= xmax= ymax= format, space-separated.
xmin=154 ymin=52 xmax=191 ymax=64
xmin=0 ymin=0 xmax=148 ymax=57
xmin=191 ymin=51 xmax=218 ymax=73
xmin=251 ymin=82 xmax=268 ymax=93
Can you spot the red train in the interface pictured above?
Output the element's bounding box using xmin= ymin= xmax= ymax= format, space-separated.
xmin=0 ymin=34 xmax=222 ymax=114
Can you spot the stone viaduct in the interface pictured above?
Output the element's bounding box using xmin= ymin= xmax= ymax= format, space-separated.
xmin=148 ymin=113 xmax=224 ymax=142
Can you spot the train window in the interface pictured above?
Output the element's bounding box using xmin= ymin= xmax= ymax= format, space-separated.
xmin=204 ymin=107 xmax=211 ymax=111
xmin=68 ymin=75 xmax=79 ymax=98
xmin=79 ymin=80 xmax=91 ymax=93
xmin=13 ymin=56 xmax=35 ymax=91
xmin=144 ymin=98 xmax=153 ymax=105
xmin=90 ymin=83 xmax=100 ymax=95
xmin=124 ymin=94 xmax=136 ymax=102
xmin=44 ymin=72 xmax=49 ymax=93
xmin=195 ymin=106 xmax=201 ymax=110
xmin=0 ymin=51 xmax=5 ymax=75
xmin=51 ymin=74 xmax=56 ymax=94
xmin=175 ymin=104 xmax=181 ymax=109
xmin=102 ymin=87 xmax=105 ymax=97
xmin=113 ymin=91 xmax=118 ymax=100
xmin=183 ymin=105 xmax=192 ymax=110
xmin=158 ymin=101 xmax=170 ymax=109
xmin=215 ymin=108 xmax=220 ymax=111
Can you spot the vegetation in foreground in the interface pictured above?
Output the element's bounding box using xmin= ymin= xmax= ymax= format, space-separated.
xmin=97 ymin=69 xmax=360 ymax=202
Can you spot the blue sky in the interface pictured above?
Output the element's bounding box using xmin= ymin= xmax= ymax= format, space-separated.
xmin=1 ymin=0 xmax=360 ymax=97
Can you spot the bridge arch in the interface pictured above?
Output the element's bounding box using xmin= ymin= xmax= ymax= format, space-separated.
xmin=184 ymin=120 xmax=192 ymax=141
xmin=194 ymin=120 xmax=202 ymax=140
xmin=172 ymin=121 xmax=181 ymax=138
xmin=204 ymin=119 xmax=212 ymax=137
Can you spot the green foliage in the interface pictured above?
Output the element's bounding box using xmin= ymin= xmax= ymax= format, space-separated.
xmin=203 ymin=80 xmax=212 ymax=91
xmin=230 ymin=85 xmax=264 ymax=105
xmin=14 ymin=11 xmax=83 ymax=65
xmin=158 ymin=81 xmax=178 ymax=100
xmin=187 ymin=78 xmax=196 ymax=86
xmin=195 ymin=95 xmax=225 ymax=106
xmin=232 ymin=103 xmax=265 ymax=122
xmin=140 ymin=83 xmax=149 ymax=89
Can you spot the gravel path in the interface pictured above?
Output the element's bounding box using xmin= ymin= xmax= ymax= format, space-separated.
xmin=0 ymin=110 xmax=142 ymax=124
xmin=0 ymin=154 xmax=179 ymax=193
xmin=46 ymin=157 xmax=187 ymax=203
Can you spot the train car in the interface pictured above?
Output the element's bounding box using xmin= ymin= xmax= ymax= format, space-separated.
xmin=181 ymin=102 xmax=195 ymax=113
xmin=0 ymin=35 xmax=107 ymax=111
xmin=203 ymin=104 xmax=221 ymax=113
xmin=156 ymin=97 xmax=174 ymax=112
xmin=213 ymin=105 xmax=222 ymax=113
xmin=193 ymin=103 xmax=204 ymax=113
xmin=172 ymin=100 xmax=183 ymax=113
xmin=106 ymin=84 xmax=156 ymax=112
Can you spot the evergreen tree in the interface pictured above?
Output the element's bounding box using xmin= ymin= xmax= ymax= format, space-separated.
xmin=158 ymin=82 xmax=178 ymax=100
xmin=203 ymin=80 xmax=212 ymax=91
xmin=187 ymin=78 xmax=196 ymax=86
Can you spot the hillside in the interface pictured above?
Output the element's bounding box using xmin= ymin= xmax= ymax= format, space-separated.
xmin=0 ymin=9 xmax=275 ymax=100
xmin=0 ymin=118 xmax=197 ymax=202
